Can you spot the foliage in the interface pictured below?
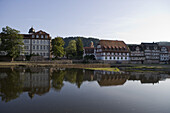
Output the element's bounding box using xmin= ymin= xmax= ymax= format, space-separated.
xmin=84 ymin=55 xmax=96 ymax=60
xmin=65 ymin=40 xmax=77 ymax=59
xmin=76 ymin=37 xmax=84 ymax=59
xmin=0 ymin=68 xmax=23 ymax=102
xmin=25 ymin=53 xmax=37 ymax=61
xmin=63 ymin=36 xmax=99 ymax=48
xmin=51 ymin=70 xmax=65 ymax=91
xmin=51 ymin=37 xmax=65 ymax=59
xmin=0 ymin=26 xmax=24 ymax=61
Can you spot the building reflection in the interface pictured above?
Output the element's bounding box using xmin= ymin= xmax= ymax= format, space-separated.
xmin=20 ymin=67 xmax=51 ymax=98
xmin=129 ymin=72 xmax=170 ymax=84
xmin=0 ymin=67 xmax=170 ymax=102
xmin=83 ymin=69 xmax=170 ymax=86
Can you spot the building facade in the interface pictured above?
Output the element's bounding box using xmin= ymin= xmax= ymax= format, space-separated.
xmin=95 ymin=40 xmax=130 ymax=63
xmin=141 ymin=43 xmax=160 ymax=64
xmin=159 ymin=46 xmax=169 ymax=64
xmin=83 ymin=41 xmax=95 ymax=58
xmin=128 ymin=45 xmax=145 ymax=64
xmin=22 ymin=27 xmax=51 ymax=59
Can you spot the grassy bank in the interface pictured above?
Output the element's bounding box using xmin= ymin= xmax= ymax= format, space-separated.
xmin=85 ymin=68 xmax=120 ymax=72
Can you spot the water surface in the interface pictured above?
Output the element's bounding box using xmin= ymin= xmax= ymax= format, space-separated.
xmin=0 ymin=67 xmax=170 ymax=113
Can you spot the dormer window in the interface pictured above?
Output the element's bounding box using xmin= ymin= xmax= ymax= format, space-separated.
xmin=136 ymin=47 xmax=139 ymax=51
xmin=41 ymin=35 xmax=44 ymax=38
xmin=45 ymin=35 xmax=48 ymax=39
xmin=36 ymin=35 xmax=39 ymax=38
xmin=32 ymin=35 xmax=35 ymax=38
xmin=146 ymin=46 xmax=149 ymax=50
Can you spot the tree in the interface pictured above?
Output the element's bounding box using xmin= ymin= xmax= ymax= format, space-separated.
xmin=76 ymin=37 xmax=84 ymax=59
xmin=0 ymin=26 xmax=24 ymax=61
xmin=51 ymin=37 xmax=65 ymax=59
xmin=65 ymin=40 xmax=77 ymax=59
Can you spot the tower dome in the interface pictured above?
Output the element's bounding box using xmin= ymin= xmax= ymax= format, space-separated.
xmin=28 ymin=27 xmax=35 ymax=34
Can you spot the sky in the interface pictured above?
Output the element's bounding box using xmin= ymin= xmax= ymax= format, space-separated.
xmin=0 ymin=0 xmax=170 ymax=44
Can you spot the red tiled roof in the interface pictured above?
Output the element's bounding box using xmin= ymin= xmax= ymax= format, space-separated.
xmin=99 ymin=40 xmax=129 ymax=52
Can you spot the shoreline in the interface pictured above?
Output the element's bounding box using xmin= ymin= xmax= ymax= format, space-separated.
xmin=0 ymin=62 xmax=170 ymax=72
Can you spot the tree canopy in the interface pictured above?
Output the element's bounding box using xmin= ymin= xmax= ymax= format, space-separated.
xmin=51 ymin=37 xmax=65 ymax=59
xmin=76 ymin=37 xmax=84 ymax=59
xmin=0 ymin=26 xmax=24 ymax=61
xmin=65 ymin=40 xmax=77 ymax=59
xmin=63 ymin=36 xmax=99 ymax=48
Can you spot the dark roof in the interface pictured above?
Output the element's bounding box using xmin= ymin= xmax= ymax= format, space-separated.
xmin=128 ymin=44 xmax=144 ymax=51
xmin=35 ymin=30 xmax=49 ymax=35
xmin=141 ymin=42 xmax=159 ymax=50
xmin=157 ymin=42 xmax=170 ymax=46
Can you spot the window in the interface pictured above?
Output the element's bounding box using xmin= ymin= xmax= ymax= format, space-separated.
xmin=41 ymin=35 xmax=44 ymax=38
xmin=24 ymin=40 xmax=29 ymax=43
xmin=146 ymin=46 xmax=149 ymax=50
xmin=33 ymin=46 xmax=35 ymax=50
xmin=44 ymin=46 xmax=45 ymax=50
xmin=40 ymin=46 xmax=42 ymax=50
xmin=105 ymin=56 xmax=107 ymax=59
xmin=36 ymin=35 xmax=39 ymax=38
xmin=32 ymin=35 xmax=35 ymax=38
xmin=110 ymin=57 xmax=112 ymax=59
xmin=45 ymin=35 xmax=48 ymax=39
xmin=37 ymin=40 xmax=39 ymax=44
xmin=37 ymin=45 xmax=39 ymax=50
xmin=33 ymin=40 xmax=35 ymax=44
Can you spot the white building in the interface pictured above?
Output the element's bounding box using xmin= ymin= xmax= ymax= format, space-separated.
xmin=22 ymin=27 xmax=51 ymax=59
xmin=95 ymin=40 xmax=130 ymax=63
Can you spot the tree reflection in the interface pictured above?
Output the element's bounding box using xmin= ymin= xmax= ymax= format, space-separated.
xmin=51 ymin=70 xmax=65 ymax=91
xmin=76 ymin=69 xmax=84 ymax=88
xmin=0 ymin=68 xmax=23 ymax=102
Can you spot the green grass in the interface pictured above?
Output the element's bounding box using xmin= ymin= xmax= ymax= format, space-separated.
xmin=85 ymin=68 xmax=120 ymax=72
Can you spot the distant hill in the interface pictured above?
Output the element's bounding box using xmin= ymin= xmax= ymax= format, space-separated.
xmin=63 ymin=37 xmax=99 ymax=48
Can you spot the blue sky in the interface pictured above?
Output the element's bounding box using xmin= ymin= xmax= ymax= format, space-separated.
xmin=0 ymin=0 xmax=170 ymax=44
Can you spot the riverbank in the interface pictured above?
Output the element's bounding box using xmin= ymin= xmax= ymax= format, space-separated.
xmin=0 ymin=62 xmax=170 ymax=72
xmin=0 ymin=62 xmax=110 ymax=68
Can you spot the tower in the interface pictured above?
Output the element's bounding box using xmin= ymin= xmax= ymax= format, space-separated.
xmin=28 ymin=26 xmax=35 ymax=34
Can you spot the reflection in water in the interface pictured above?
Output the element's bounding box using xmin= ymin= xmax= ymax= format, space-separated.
xmin=0 ymin=67 xmax=170 ymax=102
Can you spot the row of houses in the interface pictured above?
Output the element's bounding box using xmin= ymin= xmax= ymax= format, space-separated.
xmin=84 ymin=40 xmax=170 ymax=64
xmin=1 ymin=27 xmax=170 ymax=63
